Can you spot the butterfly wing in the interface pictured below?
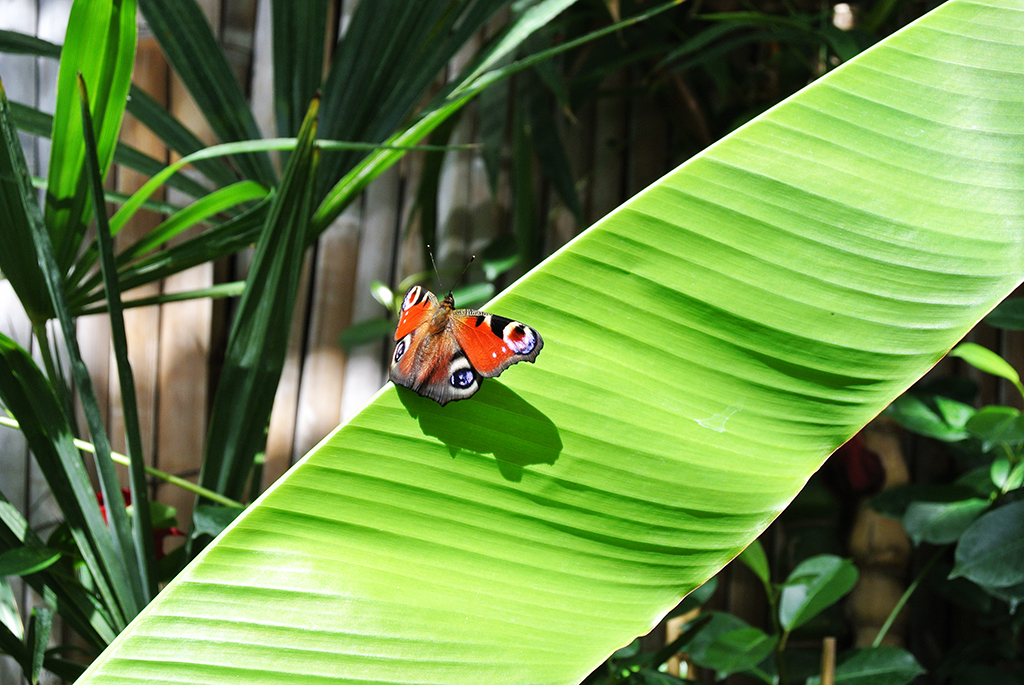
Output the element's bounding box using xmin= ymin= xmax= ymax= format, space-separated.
xmin=390 ymin=286 xmax=544 ymax=405
xmin=389 ymin=286 xmax=483 ymax=406
xmin=449 ymin=308 xmax=543 ymax=378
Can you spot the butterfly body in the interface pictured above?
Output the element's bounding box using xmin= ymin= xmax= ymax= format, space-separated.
xmin=390 ymin=285 xmax=543 ymax=405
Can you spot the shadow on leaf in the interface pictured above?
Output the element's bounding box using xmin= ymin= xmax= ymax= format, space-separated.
xmin=397 ymin=380 xmax=562 ymax=482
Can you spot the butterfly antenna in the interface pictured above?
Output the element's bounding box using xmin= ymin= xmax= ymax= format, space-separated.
xmin=426 ymin=244 xmax=445 ymax=292
xmin=457 ymin=255 xmax=476 ymax=287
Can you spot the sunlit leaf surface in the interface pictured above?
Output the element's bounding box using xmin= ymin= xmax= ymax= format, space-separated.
xmin=79 ymin=2 xmax=1024 ymax=683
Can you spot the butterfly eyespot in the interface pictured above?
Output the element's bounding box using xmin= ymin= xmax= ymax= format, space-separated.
xmin=402 ymin=286 xmax=423 ymax=312
xmin=503 ymin=323 xmax=537 ymax=355
xmin=450 ymin=368 xmax=476 ymax=389
xmin=393 ymin=339 xmax=406 ymax=362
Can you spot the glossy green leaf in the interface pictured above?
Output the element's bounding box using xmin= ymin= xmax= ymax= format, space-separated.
xmin=684 ymin=612 xmax=776 ymax=679
xmin=45 ymin=0 xmax=137 ymax=271
xmin=779 ymin=556 xmax=858 ymax=631
xmin=951 ymin=500 xmax=1024 ymax=588
xmin=950 ymin=343 xmax=1024 ymax=397
xmin=199 ymin=99 xmax=320 ymax=500
xmin=0 ymin=78 xmax=50 ymax=323
xmin=739 ymin=539 xmax=771 ymax=587
xmin=25 ymin=606 xmax=52 ymax=684
xmin=271 ymin=0 xmax=329 ymax=139
xmin=0 ymin=547 xmax=61 ymax=577
xmin=80 ymin=74 xmax=155 ymax=597
xmin=77 ymin=3 xmax=1024 ymax=683
xmin=137 ymin=0 xmax=275 ymax=186
xmin=808 ymin=646 xmax=924 ymax=685
xmin=883 ymin=393 xmax=973 ymax=442
xmin=965 ymin=406 xmax=1024 ymax=449
xmin=902 ymin=496 xmax=990 ymax=545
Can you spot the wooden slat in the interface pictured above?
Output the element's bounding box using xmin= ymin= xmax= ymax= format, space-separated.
xmin=152 ymin=0 xmax=221 ymax=530
xmin=337 ymin=173 xmax=395 ymax=424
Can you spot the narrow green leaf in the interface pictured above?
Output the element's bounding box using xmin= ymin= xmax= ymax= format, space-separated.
xmin=45 ymin=0 xmax=137 ymax=271
xmin=79 ymin=73 xmax=155 ymax=599
xmin=317 ymin=0 xmax=507 ymax=191
xmin=951 ymin=500 xmax=1024 ymax=587
xmin=0 ymin=29 xmax=61 ymax=57
xmin=76 ymin=282 xmax=246 ymax=317
xmin=0 ymin=492 xmax=116 ymax=647
xmin=779 ymin=555 xmax=858 ymax=631
xmin=0 ymin=577 xmax=21 ymax=639
xmin=137 ymin=0 xmax=276 ymax=186
xmin=271 ymin=0 xmax=328 ymax=138
xmin=9 ymin=99 xmax=216 ymax=201
xmin=25 ymin=605 xmax=52 ymax=684
xmin=339 ymin=317 xmax=395 ymax=351
xmin=200 ymin=97 xmax=321 ymax=500
xmin=0 ymin=336 xmax=132 ymax=629
xmin=739 ymin=539 xmax=770 ymax=587
xmin=950 ymin=342 xmax=1024 ymax=397
xmin=0 ymin=547 xmax=62 ymax=577
xmin=124 ymin=84 xmax=241 ymax=188
xmin=69 ymin=180 xmax=268 ymax=304
xmin=0 ymin=78 xmax=51 ymax=323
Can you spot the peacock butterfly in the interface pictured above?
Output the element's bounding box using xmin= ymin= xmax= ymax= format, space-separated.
xmin=389 ymin=285 xmax=543 ymax=406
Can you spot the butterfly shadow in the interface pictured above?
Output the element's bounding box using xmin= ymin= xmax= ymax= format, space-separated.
xmin=397 ymin=381 xmax=562 ymax=482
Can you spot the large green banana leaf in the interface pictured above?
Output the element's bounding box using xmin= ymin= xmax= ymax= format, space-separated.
xmin=77 ymin=1 xmax=1024 ymax=683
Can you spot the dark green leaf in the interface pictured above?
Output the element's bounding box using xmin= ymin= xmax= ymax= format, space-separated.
xmin=903 ymin=496 xmax=990 ymax=545
xmin=200 ymin=97 xmax=320 ymax=500
xmin=739 ymin=539 xmax=770 ymax=586
xmin=137 ymin=0 xmax=275 ymax=185
xmin=481 ymin=235 xmax=521 ymax=282
xmin=0 ymin=78 xmax=50 ymax=323
xmin=80 ymin=72 xmax=155 ymax=598
xmin=668 ymin=577 xmax=718 ymax=618
xmin=819 ymin=646 xmax=924 ymax=685
xmin=0 ymin=335 xmax=133 ymax=628
xmin=951 ymin=501 xmax=1024 ymax=587
xmin=884 ymin=393 xmax=973 ymax=441
xmin=271 ymin=0 xmax=328 ymax=138
xmin=45 ymin=0 xmax=137 ymax=271
xmin=779 ymin=555 xmax=858 ymax=631
xmin=339 ymin=317 xmax=396 ymax=351
xmin=0 ymin=29 xmax=61 ymax=57
xmin=965 ymin=406 xmax=1024 ymax=449
xmin=25 ymin=606 xmax=52 ymax=684
xmin=0 ymin=547 xmax=61 ymax=577
xmin=0 ymin=494 xmax=115 ymax=647
xmin=985 ymin=297 xmax=1024 ymax=330
xmin=147 ymin=501 xmax=179 ymax=530
xmin=685 ymin=612 xmax=776 ymax=678
xmin=191 ymin=505 xmax=244 ymax=539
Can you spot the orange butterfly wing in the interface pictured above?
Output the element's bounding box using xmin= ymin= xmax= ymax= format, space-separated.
xmin=389 ymin=286 xmax=543 ymax=406
xmin=448 ymin=308 xmax=543 ymax=377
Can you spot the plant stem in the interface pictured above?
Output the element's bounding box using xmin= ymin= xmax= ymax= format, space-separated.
xmin=0 ymin=414 xmax=243 ymax=509
xmin=872 ymin=546 xmax=945 ymax=647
